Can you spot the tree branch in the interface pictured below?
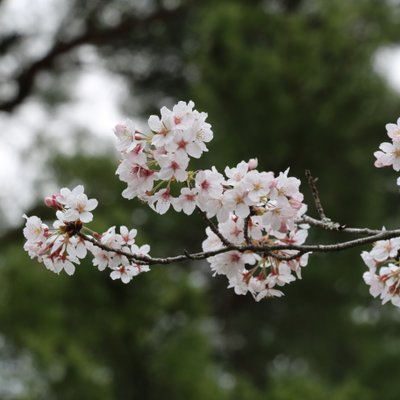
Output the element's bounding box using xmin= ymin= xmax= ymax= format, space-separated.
xmin=80 ymin=226 xmax=400 ymax=267
xmin=298 ymin=215 xmax=381 ymax=235
xmin=305 ymin=169 xmax=327 ymax=220
xmin=243 ymin=213 xmax=251 ymax=244
xmin=0 ymin=7 xmax=183 ymax=112
xmin=196 ymin=207 xmax=232 ymax=247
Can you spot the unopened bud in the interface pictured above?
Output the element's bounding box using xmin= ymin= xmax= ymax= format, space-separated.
xmin=44 ymin=194 xmax=63 ymax=210
xmin=248 ymin=158 xmax=258 ymax=170
xmin=134 ymin=132 xmax=144 ymax=140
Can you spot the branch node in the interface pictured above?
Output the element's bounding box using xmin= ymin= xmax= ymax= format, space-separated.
xmin=184 ymin=249 xmax=196 ymax=260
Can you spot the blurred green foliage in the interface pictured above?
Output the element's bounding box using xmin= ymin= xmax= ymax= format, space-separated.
xmin=3 ymin=0 xmax=400 ymax=398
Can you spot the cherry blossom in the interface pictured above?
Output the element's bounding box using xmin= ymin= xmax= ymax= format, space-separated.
xmin=225 ymin=161 xmax=250 ymax=185
xmin=110 ymin=265 xmax=136 ymax=284
xmin=24 ymin=102 xmax=400 ymax=307
xmin=172 ymin=187 xmax=198 ymax=215
xmin=374 ymin=141 xmax=400 ymax=171
xmin=22 ymin=101 xmax=311 ymax=302
xmin=120 ymin=226 xmax=138 ymax=246
xmin=195 ymin=167 xmax=225 ymax=204
xmin=23 ymin=215 xmax=47 ymax=243
xmin=385 ymin=117 xmax=400 ymax=141
xmin=56 ymin=185 xmax=98 ymax=223
xmin=114 ymin=120 xmax=145 ymax=153
xmin=156 ymin=152 xmax=189 ymax=182
xmin=223 ymin=183 xmax=252 ymax=218
xmin=149 ymin=188 xmax=173 ymax=215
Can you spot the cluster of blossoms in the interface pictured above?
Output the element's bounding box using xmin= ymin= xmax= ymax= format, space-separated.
xmin=200 ymin=166 xmax=310 ymax=301
xmin=24 ymin=101 xmax=400 ymax=306
xmin=23 ymin=100 xmax=311 ymax=300
xmin=23 ymin=185 xmax=151 ymax=283
xmin=24 ymin=100 xmax=400 ymax=305
xmin=374 ymin=117 xmax=400 ymax=171
xmin=113 ymin=101 xmax=310 ymax=300
xmin=362 ymin=238 xmax=400 ymax=307
xmin=362 ymin=118 xmax=400 ymax=306
xmin=115 ymin=100 xmax=213 ymax=212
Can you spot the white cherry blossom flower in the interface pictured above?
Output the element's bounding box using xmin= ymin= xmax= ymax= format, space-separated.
xmin=186 ymin=118 xmax=213 ymax=158
xmin=199 ymin=193 xmax=233 ymax=222
xmin=370 ymin=238 xmax=400 ymax=262
xmin=208 ymin=251 xmax=255 ymax=279
xmin=118 ymin=160 xmax=156 ymax=199
xmin=267 ymin=264 xmax=296 ymax=286
xmin=90 ymin=245 xmax=113 ymax=271
xmin=361 ymin=251 xmax=378 ymax=270
xmin=248 ymin=278 xmax=284 ymax=301
xmin=225 ymin=161 xmax=249 ymax=185
xmin=243 ymin=170 xmax=273 ymax=203
xmin=223 ymin=183 xmax=252 ymax=218
xmin=202 ymin=227 xmax=223 ymax=251
xmin=119 ymin=226 xmax=137 ymax=246
xmin=114 ymin=120 xmax=145 ymax=153
xmin=44 ymin=253 xmax=79 ymax=276
xmin=227 ymin=274 xmax=249 ymax=295
xmin=23 ymin=215 xmax=47 ymax=243
xmin=262 ymin=197 xmax=297 ymax=232
xmin=219 ymin=215 xmax=245 ymax=245
xmin=270 ymin=169 xmax=301 ymax=200
xmin=385 ymin=117 xmax=400 ymax=141
xmin=172 ymin=187 xmax=198 ymax=215
xmin=131 ymin=243 xmax=150 ymax=257
xmin=149 ymin=101 xmax=195 ymax=147
xmin=56 ymin=185 xmax=98 ymax=223
xmin=156 ymin=152 xmax=189 ymax=182
xmin=374 ymin=141 xmax=400 ymax=171
xmin=149 ymin=188 xmax=173 ymax=215
xmin=195 ymin=167 xmax=225 ymax=204
xmin=363 ymin=270 xmax=384 ymax=298
xmin=110 ymin=265 xmax=136 ymax=284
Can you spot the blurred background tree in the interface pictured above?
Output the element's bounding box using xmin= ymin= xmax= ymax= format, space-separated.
xmin=2 ymin=0 xmax=400 ymax=399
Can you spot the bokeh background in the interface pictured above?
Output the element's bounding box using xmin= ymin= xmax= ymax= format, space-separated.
xmin=2 ymin=0 xmax=400 ymax=398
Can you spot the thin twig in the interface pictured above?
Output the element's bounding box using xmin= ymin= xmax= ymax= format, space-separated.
xmin=196 ymin=207 xmax=232 ymax=247
xmin=184 ymin=249 xmax=196 ymax=260
xmin=305 ymin=169 xmax=327 ymax=220
xmin=267 ymin=250 xmax=306 ymax=262
xmin=243 ymin=214 xmax=251 ymax=244
xmin=79 ymin=233 xmax=151 ymax=265
xmin=298 ymin=215 xmax=381 ymax=235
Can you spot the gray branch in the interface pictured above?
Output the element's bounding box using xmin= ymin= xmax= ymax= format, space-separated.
xmin=79 ymin=224 xmax=400 ymax=267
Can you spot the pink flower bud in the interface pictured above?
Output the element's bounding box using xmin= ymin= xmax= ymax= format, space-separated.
xmin=134 ymin=132 xmax=144 ymax=140
xmin=44 ymin=194 xmax=63 ymax=210
xmin=247 ymin=158 xmax=258 ymax=170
